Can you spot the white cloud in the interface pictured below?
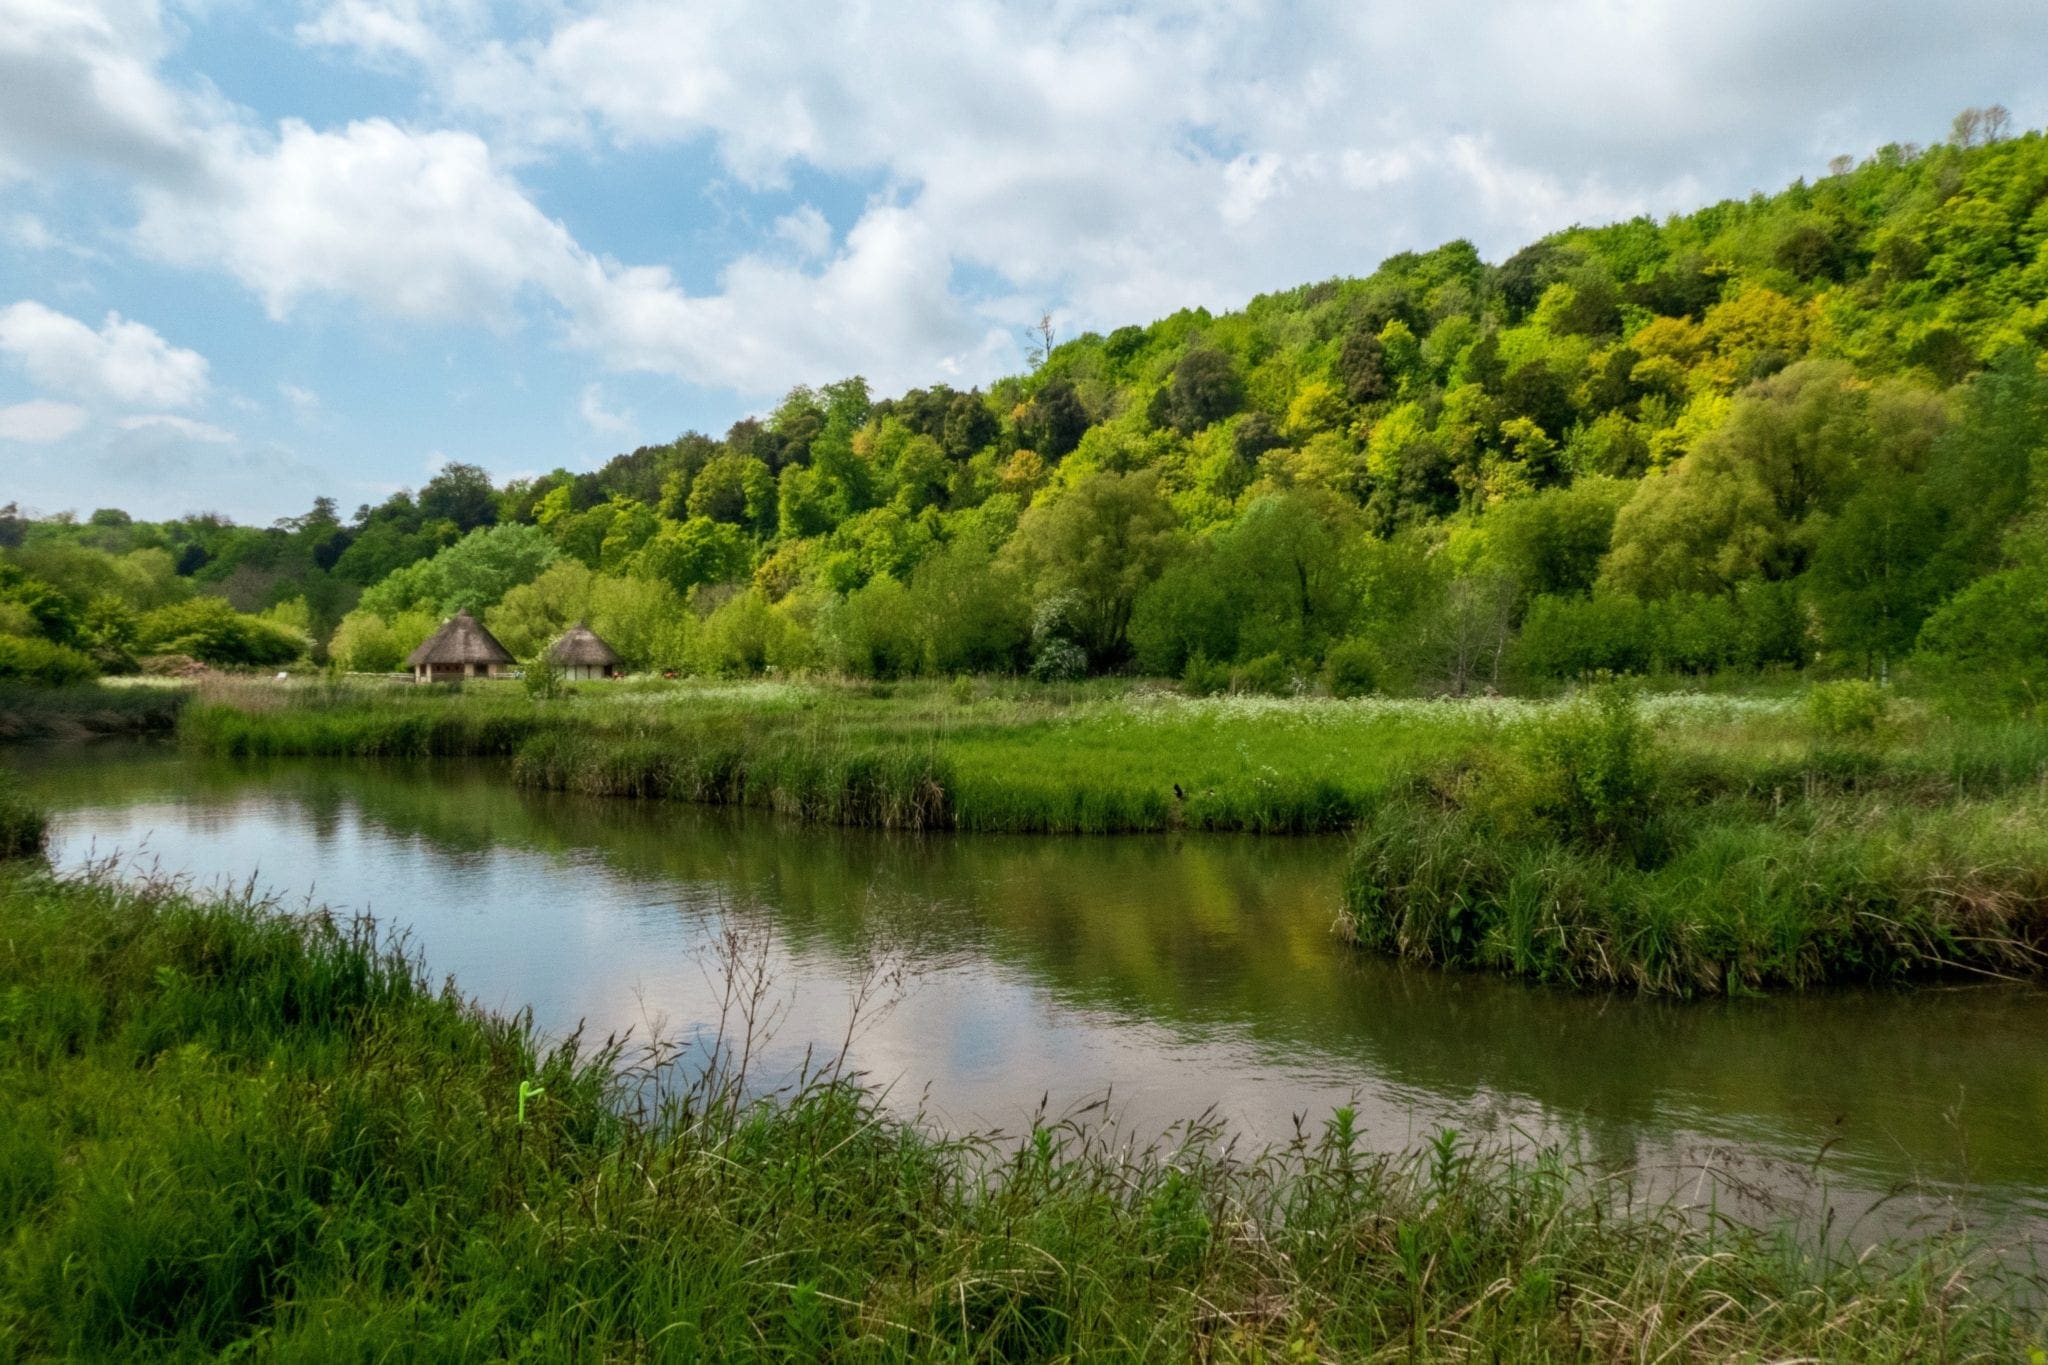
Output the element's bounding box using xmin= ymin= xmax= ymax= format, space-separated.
xmin=772 ymin=204 xmax=832 ymax=262
xmin=0 ymin=398 xmax=87 ymax=442
xmin=0 ymin=300 xmax=210 ymax=406
xmin=279 ymin=382 xmax=321 ymax=416
xmin=116 ymin=413 xmax=233 ymax=442
xmin=18 ymin=0 xmax=2048 ymax=418
xmin=577 ymin=381 xmax=632 ymax=435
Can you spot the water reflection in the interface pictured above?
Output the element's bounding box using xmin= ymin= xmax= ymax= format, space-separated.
xmin=14 ymin=745 xmax=2048 ymax=1233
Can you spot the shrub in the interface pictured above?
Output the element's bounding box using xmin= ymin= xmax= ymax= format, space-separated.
xmin=1180 ymin=652 xmax=1230 ymax=696
xmin=1028 ymin=637 xmax=1087 ymax=683
xmin=0 ymin=634 xmax=98 ymax=686
xmin=1807 ymin=678 xmax=1888 ymax=738
xmin=136 ymin=598 xmax=304 ymax=667
xmin=1323 ymin=639 xmax=1381 ymax=698
xmin=1493 ymin=683 xmax=1665 ymax=855
xmin=1229 ymin=652 xmax=1295 ymax=695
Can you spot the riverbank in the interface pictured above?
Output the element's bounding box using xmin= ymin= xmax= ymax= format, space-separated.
xmin=0 ymin=865 xmax=2037 ymax=1360
xmin=0 ymin=680 xmax=187 ymax=744
xmin=176 ymin=677 xmax=2048 ymax=993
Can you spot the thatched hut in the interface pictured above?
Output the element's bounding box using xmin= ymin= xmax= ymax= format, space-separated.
xmin=406 ymin=609 xmax=515 ymax=683
xmin=548 ymin=622 xmax=624 ymax=681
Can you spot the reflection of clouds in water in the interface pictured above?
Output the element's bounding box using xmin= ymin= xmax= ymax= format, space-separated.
xmin=32 ymin=763 xmax=2048 ymax=1245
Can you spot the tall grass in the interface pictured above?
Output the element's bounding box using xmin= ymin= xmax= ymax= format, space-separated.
xmin=0 ymin=776 xmax=46 ymax=859
xmin=1 ymin=868 xmax=2038 ymax=1359
xmin=1345 ymin=687 xmax=2048 ymax=993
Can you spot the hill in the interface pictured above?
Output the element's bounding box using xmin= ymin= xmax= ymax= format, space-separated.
xmin=6 ymin=111 xmax=2048 ymax=701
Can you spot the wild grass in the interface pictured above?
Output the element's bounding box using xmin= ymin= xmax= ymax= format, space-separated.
xmin=1345 ymin=686 xmax=2048 ymax=994
xmin=1 ymin=866 xmax=2039 ymax=1359
xmin=0 ymin=776 xmax=45 ymax=859
xmin=179 ymin=677 xmax=1507 ymax=833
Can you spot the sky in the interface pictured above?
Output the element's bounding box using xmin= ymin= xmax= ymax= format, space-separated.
xmin=1 ymin=1 xmax=2045 ymax=524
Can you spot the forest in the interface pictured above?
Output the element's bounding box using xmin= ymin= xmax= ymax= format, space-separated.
xmin=7 ymin=112 xmax=2048 ymax=706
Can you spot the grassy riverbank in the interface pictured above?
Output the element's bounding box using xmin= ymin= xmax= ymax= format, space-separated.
xmin=175 ymin=677 xmax=2048 ymax=991
xmin=181 ymin=676 xmax=1529 ymax=833
xmin=0 ymin=865 xmax=2038 ymax=1360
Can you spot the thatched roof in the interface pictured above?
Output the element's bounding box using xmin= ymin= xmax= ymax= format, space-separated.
xmin=548 ymin=621 xmax=623 ymax=668
xmin=406 ymin=609 xmax=516 ymax=667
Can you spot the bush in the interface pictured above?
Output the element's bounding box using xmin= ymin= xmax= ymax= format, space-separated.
xmin=1028 ymin=637 xmax=1087 ymax=683
xmin=1180 ymin=651 xmax=1230 ymax=696
xmin=0 ymin=634 xmax=98 ymax=686
xmin=1322 ymin=639 xmax=1381 ymax=698
xmin=1229 ymin=652 xmax=1295 ymax=695
xmin=1807 ymin=679 xmax=1888 ymax=738
xmin=1491 ymin=683 xmax=1665 ymax=855
xmin=136 ymin=598 xmax=304 ymax=667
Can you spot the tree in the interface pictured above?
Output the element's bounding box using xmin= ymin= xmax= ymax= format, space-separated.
xmin=632 ymin=518 xmax=751 ymax=595
xmin=1007 ymin=469 xmax=1179 ymax=668
xmin=1147 ymin=345 xmax=1243 ymax=435
xmin=1021 ymin=378 xmax=1089 ymax=459
xmin=686 ymin=454 xmax=776 ymax=531
xmin=417 ymin=462 xmax=500 ymax=532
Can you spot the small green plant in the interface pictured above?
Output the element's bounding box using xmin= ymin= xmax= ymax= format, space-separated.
xmin=1807 ymin=678 xmax=1888 ymax=738
xmin=523 ymin=650 xmax=563 ymax=700
xmin=1180 ymin=652 xmax=1229 ymax=696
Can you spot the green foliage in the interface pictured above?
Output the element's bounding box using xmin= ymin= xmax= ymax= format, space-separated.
xmin=1499 ymin=684 xmax=1664 ymax=854
xmin=1323 ymin=639 xmax=1382 ymax=697
xmin=522 ymin=650 xmax=563 ymax=700
xmin=134 ymin=598 xmax=304 ymax=667
xmin=0 ymin=776 xmax=49 ymax=858
xmin=1807 ymin=679 xmax=1890 ymax=737
xmin=0 ymin=635 xmax=98 ymax=686
xmin=22 ymin=130 xmax=2048 ymax=697
xmin=357 ymin=523 xmax=558 ymax=619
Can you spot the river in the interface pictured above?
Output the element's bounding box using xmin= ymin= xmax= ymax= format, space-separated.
xmin=12 ymin=743 xmax=2048 ymax=1244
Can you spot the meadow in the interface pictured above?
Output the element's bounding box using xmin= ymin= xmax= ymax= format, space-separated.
xmin=0 ymin=859 xmax=2040 ymax=1360
xmin=166 ymin=674 xmax=2048 ymax=994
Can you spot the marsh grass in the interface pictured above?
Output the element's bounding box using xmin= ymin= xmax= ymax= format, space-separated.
xmin=1 ymin=867 xmax=2040 ymax=1359
xmin=1346 ymin=688 xmax=2048 ymax=993
xmin=0 ymin=776 xmax=45 ymax=859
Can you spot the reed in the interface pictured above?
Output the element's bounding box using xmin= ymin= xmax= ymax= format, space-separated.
xmin=1 ymin=867 xmax=2038 ymax=1359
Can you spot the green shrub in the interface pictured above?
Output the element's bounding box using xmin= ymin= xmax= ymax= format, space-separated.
xmin=1229 ymin=652 xmax=1294 ymax=695
xmin=1028 ymin=637 xmax=1087 ymax=683
xmin=1322 ymin=639 xmax=1381 ymax=698
xmin=1179 ymin=651 xmax=1230 ymax=696
xmin=0 ymin=634 xmax=98 ymax=686
xmin=1499 ymin=683 xmax=1664 ymax=855
xmin=136 ymin=598 xmax=304 ymax=667
xmin=1807 ymin=679 xmax=1888 ymax=738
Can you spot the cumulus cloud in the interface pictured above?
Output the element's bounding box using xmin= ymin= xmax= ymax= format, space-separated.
xmin=15 ymin=0 xmax=2048 ymax=414
xmin=0 ymin=300 xmax=210 ymax=406
xmin=0 ymin=0 xmax=214 ymax=185
xmin=0 ymin=398 xmax=88 ymax=442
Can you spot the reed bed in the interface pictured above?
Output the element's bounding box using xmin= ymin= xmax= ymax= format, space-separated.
xmin=1 ymin=866 xmax=2039 ymax=1360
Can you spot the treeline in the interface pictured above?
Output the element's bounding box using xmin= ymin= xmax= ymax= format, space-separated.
xmin=7 ymin=113 xmax=2048 ymax=702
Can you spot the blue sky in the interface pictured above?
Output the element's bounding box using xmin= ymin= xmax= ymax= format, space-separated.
xmin=3 ymin=0 xmax=2046 ymax=523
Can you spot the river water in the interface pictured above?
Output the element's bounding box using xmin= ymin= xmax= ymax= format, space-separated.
xmin=13 ymin=744 xmax=2048 ymax=1243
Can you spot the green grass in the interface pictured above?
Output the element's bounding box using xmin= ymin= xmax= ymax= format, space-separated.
xmin=0 ymin=866 xmax=2039 ymax=1360
xmin=0 ymin=777 xmax=45 ymax=859
xmin=178 ymin=676 xmax=1520 ymax=833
